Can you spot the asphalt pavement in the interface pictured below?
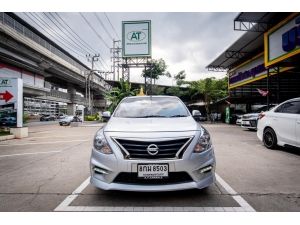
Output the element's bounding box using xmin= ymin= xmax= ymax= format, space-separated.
xmin=0 ymin=123 xmax=299 ymax=211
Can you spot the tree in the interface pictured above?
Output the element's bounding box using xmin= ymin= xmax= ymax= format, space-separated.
xmin=104 ymin=79 xmax=138 ymax=112
xmin=174 ymin=70 xmax=186 ymax=86
xmin=142 ymin=58 xmax=171 ymax=81
xmin=187 ymin=77 xmax=228 ymax=115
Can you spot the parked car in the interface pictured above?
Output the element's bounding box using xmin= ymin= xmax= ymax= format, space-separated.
xmin=40 ymin=114 xmax=56 ymax=121
xmin=241 ymin=105 xmax=276 ymax=130
xmin=90 ymin=96 xmax=216 ymax=191
xmin=0 ymin=117 xmax=17 ymax=126
xmin=59 ymin=115 xmax=82 ymax=126
xmin=236 ymin=115 xmax=242 ymax=125
xmin=257 ymin=97 xmax=300 ymax=149
xmin=231 ymin=110 xmax=245 ymax=124
xmin=57 ymin=114 xmax=67 ymax=120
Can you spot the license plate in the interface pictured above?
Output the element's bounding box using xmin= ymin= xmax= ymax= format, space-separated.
xmin=242 ymin=121 xmax=250 ymax=125
xmin=137 ymin=164 xmax=169 ymax=179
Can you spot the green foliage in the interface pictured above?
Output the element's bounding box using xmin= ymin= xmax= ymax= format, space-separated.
xmin=104 ymin=79 xmax=138 ymax=112
xmin=84 ymin=114 xmax=100 ymax=121
xmin=151 ymin=85 xmax=166 ymax=95
xmin=142 ymin=58 xmax=171 ymax=80
xmin=174 ymin=70 xmax=186 ymax=86
xmin=186 ymin=77 xmax=228 ymax=114
xmin=0 ymin=130 xmax=10 ymax=136
xmin=23 ymin=112 xmax=30 ymax=124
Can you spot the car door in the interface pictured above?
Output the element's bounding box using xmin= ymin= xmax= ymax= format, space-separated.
xmin=272 ymin=101 xmax=299 ymax=146
xmin=295 ymin=102 xmax=300 ymax=147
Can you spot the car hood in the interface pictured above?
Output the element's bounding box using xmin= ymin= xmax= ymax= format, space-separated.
xmin=242 ymin=113 xmax=259 ymax=118
xmin=104 ymin=116 xmax=201 ymax=132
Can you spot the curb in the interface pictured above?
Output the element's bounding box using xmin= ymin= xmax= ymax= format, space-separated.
xmin=0 ymin=134 xmax=15 ymax=142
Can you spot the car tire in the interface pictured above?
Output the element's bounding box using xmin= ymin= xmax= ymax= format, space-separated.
xmin=263 ymin=127 xmax=277 ymax=149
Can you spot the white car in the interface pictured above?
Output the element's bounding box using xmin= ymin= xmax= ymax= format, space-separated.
xmin=257 ymin=97 xmax=300 ymax=149
xmin=236 ymin=115 xmax=242 ymax=125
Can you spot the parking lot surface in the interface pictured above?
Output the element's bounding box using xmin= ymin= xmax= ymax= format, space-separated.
xmin=0 ymin=123 xmax=299 ymax=211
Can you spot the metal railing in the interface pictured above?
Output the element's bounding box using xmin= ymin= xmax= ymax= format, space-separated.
xmin=0 ymin=12 xmax=111 ymax=91
xmin=0 ymin=12 xmax=88 ymax=74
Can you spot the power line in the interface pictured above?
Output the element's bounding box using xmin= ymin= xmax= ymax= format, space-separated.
xmin=43 ymin=12 xmax=88 ymax=54
xmin=53 ymin=12 xmax=97 ymax=54
xmin=53 ymin=12 xmax=110 ymax=70
xmin=103 ymin=12 xmax=120 ymax=40
xmin=93 ymin=13 xmax=114 ymax=41
xmin=44 ymin=12 xmax=90 ymax=55
xmin=28 ymin=12 xmax=86 ymax=56
xmin=79 ymin=12 xmax=110 ymax=49
xmin=33 ymin=12 xmax=87 ymax=56
xmin=23 ymin=13 xmax=85 ymax=58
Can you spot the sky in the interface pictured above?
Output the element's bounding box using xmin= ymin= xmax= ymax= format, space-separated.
xmin=16 ymin=12 xmax=244 ymax=86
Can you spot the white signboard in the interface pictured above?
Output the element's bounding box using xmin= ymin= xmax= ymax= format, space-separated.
xmin=0 ymin=78 xmax=23 ymax=127
xmin=122 ymin=20 xmax=151 ymax=57
xmin=265 ymin=13 xmax=300 ymax=67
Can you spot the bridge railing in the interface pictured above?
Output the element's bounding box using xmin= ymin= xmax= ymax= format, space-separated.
xmin=0 ymin=12 xmax=112 ymax=91
xmin=0 ymin=12 xmax=88 ymax=75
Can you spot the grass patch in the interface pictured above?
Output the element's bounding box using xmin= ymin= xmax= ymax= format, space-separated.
xmin=0 ymin=131 xmax=10 ymax=136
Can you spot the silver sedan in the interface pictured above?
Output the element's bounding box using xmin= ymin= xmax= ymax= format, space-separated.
xmin=90 ymin=96 xmax=216 ymax=192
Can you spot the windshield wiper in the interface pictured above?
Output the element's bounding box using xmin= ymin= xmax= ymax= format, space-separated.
xmin=169 ymin=115 xmax=187 ymax=117
xmin=136 ymin=115 xmax=167 ymax=118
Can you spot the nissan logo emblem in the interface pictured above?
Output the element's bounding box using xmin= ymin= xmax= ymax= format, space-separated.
xmin=147 ymin=144 xmax=159 ymax=156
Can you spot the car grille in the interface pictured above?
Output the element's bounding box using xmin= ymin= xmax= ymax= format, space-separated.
xmin=113 ymin=172 xmax=193 ymax=185
xmin=250 ymin=120 xmax=257 ymax=127
xmin=242 ymin=115 xmax=251 ymax=119
xmin=114 ymin=137 xmax=192 ymax=159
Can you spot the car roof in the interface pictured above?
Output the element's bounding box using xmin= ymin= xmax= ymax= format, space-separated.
xmin=284 ymin=97 xmax=300 ymax=102
xmin=124 ymin=95 xmax=179 ymax=100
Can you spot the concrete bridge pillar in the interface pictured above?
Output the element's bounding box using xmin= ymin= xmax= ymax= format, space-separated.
xmin=67 ymin=103 xmax=76 ymax=116
xmin=67 ymin=84 xmax=76 ymax=115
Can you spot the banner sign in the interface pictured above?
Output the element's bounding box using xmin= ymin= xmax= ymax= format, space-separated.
xmin=264 ymin=13 xmax=300 ymax=67
xmin=0 ymin=78 xmax=23 ymax=127
xmin=229 ymin=54 xmax=266 ymax=89
xmin=122 ymin=20 xmax=151 ymax=57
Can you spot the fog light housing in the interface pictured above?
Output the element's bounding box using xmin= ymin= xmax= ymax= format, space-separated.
xmin=199 ymin=165 xmax=213 ymax=174
xmin=93 ymin=166 xmax=109 ymax=175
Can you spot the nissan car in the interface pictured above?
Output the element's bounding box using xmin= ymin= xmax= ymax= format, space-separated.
xmin=90 ymin=96 xmax=215 ymax=192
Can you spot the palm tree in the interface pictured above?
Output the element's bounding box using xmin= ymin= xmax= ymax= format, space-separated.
xmin=187 ymin=77 xmax=228 ymax=117
xmin=104 ymin=79 xmax=138 ymax=112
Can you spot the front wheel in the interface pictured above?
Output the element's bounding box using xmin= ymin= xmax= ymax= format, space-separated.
xmin=263 ymin=128 xmax=277 ymax=149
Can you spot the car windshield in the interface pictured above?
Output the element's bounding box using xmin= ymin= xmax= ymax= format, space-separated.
xmin=113 ymin=97 xmax=190 ymax=118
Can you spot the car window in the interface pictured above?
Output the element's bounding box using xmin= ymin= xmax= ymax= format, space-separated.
xmin=113 ymin=97 xmax=190 ymax=118
xmin=275 ymin=101 xmax=300 ymax=114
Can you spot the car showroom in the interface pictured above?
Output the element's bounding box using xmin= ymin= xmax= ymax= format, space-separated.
xmin=207 ymin=12 xmax=300 ymax=148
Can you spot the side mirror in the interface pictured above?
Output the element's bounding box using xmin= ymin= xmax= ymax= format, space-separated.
xmin=192 ymin=110 xmax=201 ymax=121
xmin=102 ymin=111 xmax=111 ymax=121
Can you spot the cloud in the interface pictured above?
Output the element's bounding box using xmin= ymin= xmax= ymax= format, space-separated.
xmin=17 ymin=12 xmax=244 ymax=85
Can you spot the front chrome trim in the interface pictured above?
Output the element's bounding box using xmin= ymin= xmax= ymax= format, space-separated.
xmin=111 ymin=137 xmax=130 ymax=159
xmin=175 ymin=137 xmax=194 ymax=158
xmin=111 ymin=136 xmax=194 ymax=160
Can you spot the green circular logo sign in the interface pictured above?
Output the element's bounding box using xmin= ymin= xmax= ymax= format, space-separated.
xmin=127 ymin=31 xmax=146 ymax=42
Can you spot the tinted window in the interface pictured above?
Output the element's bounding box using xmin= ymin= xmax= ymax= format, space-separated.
xmin=275 ymin=101 xmax=300 ymax=114
xmin=114 ymin=97 xmax=190 ymax=118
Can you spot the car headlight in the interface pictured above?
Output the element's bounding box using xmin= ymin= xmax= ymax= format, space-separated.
xmin=194 ymin=128 xmax=212 ymax=153
xmin=93 ymin=129 xmax=113 ymax=154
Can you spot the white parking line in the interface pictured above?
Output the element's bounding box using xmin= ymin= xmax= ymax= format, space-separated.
xmin=0 ymin=150 xmax=62 ymax=158
xmin=0 ymin=139 xmax=89 ymax=147
xmin=54 ymin=174 xmax=256 ymax=212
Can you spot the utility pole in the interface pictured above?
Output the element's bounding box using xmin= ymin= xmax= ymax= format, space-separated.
xmin=86 ymin=54 xmax=100 ymax=115
xmin=110 ymin=39 xmax=121 ymax=81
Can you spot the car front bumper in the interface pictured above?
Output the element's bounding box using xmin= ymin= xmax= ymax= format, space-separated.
xmin=241 ymin=119 xmax=257 ymax=129
xmin=90 ymin=147 xmax=216 ymax=192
